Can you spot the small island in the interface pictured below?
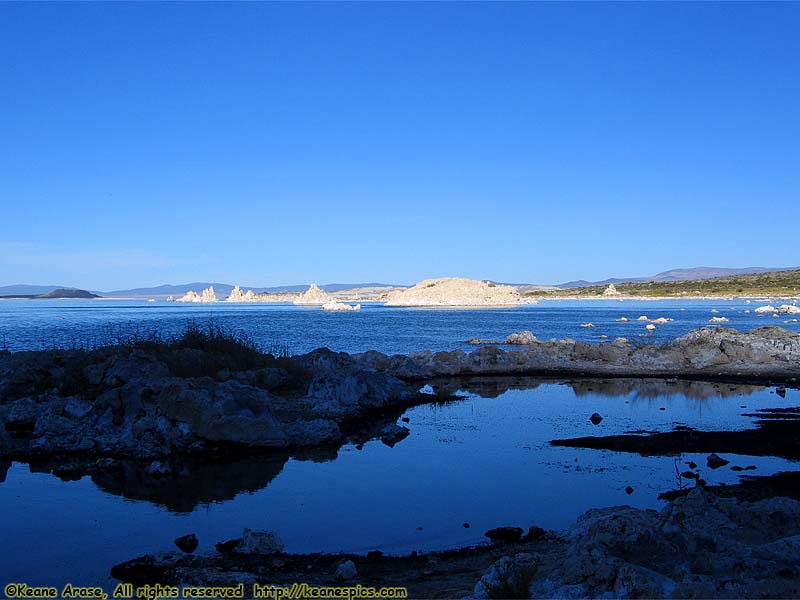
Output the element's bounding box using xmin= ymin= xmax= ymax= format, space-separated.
xmin=0 ymin=288 xmax=100 ymax=300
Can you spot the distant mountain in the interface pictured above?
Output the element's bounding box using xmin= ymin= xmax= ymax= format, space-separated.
xmin=100 ymin=282 xmax=400 ymax=297
xmin=558 ymin=266 xmax=800 ymax=289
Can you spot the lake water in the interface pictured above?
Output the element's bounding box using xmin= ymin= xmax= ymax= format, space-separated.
xmin=1 ymin=299 xmax=799 ymax=591
xmin=1 ymin=297 xmax=799 ymax=354
xmin=1 ymin=380 xmax=797 ymax=590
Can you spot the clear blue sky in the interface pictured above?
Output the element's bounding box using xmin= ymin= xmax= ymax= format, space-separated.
xmin=1 ymin=2 xmax=798 ymax=290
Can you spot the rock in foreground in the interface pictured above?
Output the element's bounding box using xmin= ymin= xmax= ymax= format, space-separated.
xmin=473 ymin=487 xmax=800 ymax=599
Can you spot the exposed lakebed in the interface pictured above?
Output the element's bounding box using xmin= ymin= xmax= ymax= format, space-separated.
xmin=1 ymin=379 xmax=797 ymax=590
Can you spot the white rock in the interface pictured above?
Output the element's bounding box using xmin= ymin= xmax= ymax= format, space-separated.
xmin=637 ymin=315 xmax=649 ymax=321
xmin=709 ymin=317 xmax=729 ymax=323
xmin=603 ymin=284 xmax=621 ymax=296
xmin=579 ymin=323 xmax=596 ymax=328
xmin=322 ymin=301 xmax=361 ymax=312
xmin=294 ymin=283 xmax=333 ymax=305
xmin=646 ymin=324 xmax=656 ymax=331
xmin=616 ymin=317 xmax=629 ymax=322
xmin=650 ymin=317 xmax=672 ymax=324
xmin=755 ymin=305 xmax=777 ymax=314
xmin=226 ymin=285 xmax=256 ymax=302
xmin=778 ymin=304 xmax=800 ymax=315
xmin=176 ymin=286 xmax=217 ymax=303
xmin=176 ymin=290 xmax=199 ymax=302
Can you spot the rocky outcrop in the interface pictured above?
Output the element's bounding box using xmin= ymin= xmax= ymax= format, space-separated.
xmin=111 ymin=485 xmax=800 ymax=599
xmin=384 ymin=278 xmax=534 ymax=307
xmin=225 ymin=285 xmax=255 ymax=303
xmin=293 ymin=283 xmax=333 ymax=305
xmin=0 ymin=345 xmax=420 ymax=459
xmin=322 ymin=301 xmax=361 ymax=312
xmin=779 ymin=304 xmax=800 ymax=315
xmin=353 ymin=326 xmax=800 ymax=381
xmin=602 ymin=284 xmax=620 ymax=296
xmin=472 ymin=488 xmax=800 ymax=599
xmin=176 ymin=287 xmax=217 ymax=303
xmin=2 ymin=326 xmax=798 ymax=460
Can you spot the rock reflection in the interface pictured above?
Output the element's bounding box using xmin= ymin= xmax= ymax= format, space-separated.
xmin=567 ymin=379 xmax=766 ymax=400
xmin=430 ymin=376 xmax=765 ymax=401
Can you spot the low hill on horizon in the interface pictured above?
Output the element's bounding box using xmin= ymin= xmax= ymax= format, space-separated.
xmin=558 ymin=266 xmax=800 ymax=289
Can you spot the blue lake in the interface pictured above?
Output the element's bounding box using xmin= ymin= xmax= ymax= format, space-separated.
xmin=1 ymin=380 xmax=797 ymax=590
xmin=1 ymin=298 xmax=798 ymax=354
xmin=0 ymin=300 xmax=798 ymax=590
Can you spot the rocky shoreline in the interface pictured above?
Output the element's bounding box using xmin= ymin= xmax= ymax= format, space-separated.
xmin=3 ymin=325 xmax=800 ymax=597
xmin=110 ymin=481 xmax=800 ymax=599
xmin=1 ymin=326 xmax=798 ymax=460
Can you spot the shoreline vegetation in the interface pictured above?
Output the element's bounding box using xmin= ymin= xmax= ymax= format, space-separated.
xmin=526 ymin=269 xmax=800 ymax=299
xmin=3 ymin=323 xmax=800 ymax=597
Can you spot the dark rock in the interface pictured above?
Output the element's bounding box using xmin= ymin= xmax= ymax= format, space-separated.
xmin=625 ymin=486 xmax=634 ymax=495
xmin=681 ymin=471 xmax=699 ymax=479
xmin=590 ymin=412 xmax=603 ymax=425
xmin=366 ymin=550 xmax=384 ymax=561
xmin=776 ymin=386 xmax=787 ymax=398
xmin=379 ymin=424 xmax=410 ymax=447
xmin=215 ymin=539 xmax=241 ymax=554
xmin=174 ymin=533 xmax=199 ymax=554
xmin=463 ymin=522 xmax=471 ymax=528
xmin=707 ymin=453 xmax=730 ymax=469
xmin=522 ymin=526 xmax=546 ymax=541
xmin=484 ymin=526 xmax=524 ymax=544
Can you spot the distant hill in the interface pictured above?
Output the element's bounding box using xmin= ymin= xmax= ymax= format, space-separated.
xmin=0 ymin=284 xmax=72 ymax=296
xmin=530 ymin=268 xmax=800 ymax=298
xmin=0 ymin=288 xmax=100 ymax=300
xmin=558 ymin=266 xmax=800 ymax=289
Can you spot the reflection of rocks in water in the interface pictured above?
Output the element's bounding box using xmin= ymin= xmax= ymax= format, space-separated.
xmin=568 ymin=378 xmax=766 ymax=400
xmin=0 ymin=460 xmax=10 ymax=483
xmin=91 ymin=455 xmax=290 ymax=512
xmin=17 ymin=407 xmax=416 ymax=512
xmin=24 ymin=454 xmax=289 ymax=512
xmin=429 ymin=376 xmax=545 ymax=399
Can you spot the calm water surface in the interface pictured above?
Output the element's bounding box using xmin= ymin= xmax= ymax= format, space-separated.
xmin=1 ymin=380 xmax=797 ymax=590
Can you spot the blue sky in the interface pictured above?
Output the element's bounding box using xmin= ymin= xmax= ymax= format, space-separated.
xmin=1 ymin=2 xmax=798 ymax=289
